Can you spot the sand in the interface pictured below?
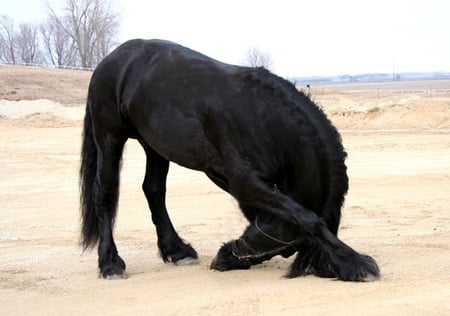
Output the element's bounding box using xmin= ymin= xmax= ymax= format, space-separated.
xmin=0 ymin=66 xmax=449 ymax=315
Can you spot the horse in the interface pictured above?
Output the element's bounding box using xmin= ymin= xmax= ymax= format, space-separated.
xmin=80 ymin=39 xmax=380 ymax=281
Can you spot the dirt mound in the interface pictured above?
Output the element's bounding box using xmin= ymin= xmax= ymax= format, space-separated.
xmin=0 ymin=112 xmax=81 ymax=128
xmin=2 ymin=96 xmax=449 ymax=129
xmin=0 ymin=99 xmax=84 ymax=127
xmin=1 ymin=65 xmax=450 ymax=130
xmin=326 ymin=96 xmax=450 ymax=130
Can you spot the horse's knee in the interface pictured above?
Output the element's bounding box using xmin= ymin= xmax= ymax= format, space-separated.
xmin=227 ymin=172 xmax=263 ymax=202
xmin=239 ymin=203 xmax=260 ymax=222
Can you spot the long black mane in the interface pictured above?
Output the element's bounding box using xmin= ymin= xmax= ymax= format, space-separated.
xmin=242 ymin=68 xmax=348 ymax=233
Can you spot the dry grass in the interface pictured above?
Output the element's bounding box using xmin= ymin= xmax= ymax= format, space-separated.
xmin=0 ymin=65 xmax=91 ymax=105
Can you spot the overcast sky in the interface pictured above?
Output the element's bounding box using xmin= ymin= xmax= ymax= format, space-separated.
xmin=1 ymin=0 xmax=449 ymax=77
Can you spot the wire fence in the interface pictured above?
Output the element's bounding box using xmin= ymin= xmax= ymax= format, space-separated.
xmin=351 ymin=88 xmax=450 ymax=94
xmin=0 ymin=61 xmax=94 ymax=72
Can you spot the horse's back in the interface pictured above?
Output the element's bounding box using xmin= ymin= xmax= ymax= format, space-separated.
xmin=88 ymin=39 xmax=344 ymax=212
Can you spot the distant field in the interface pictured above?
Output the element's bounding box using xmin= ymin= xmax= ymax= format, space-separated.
xmin=1 ymin=65 xmax=449 ymax=130
xmin=309 ymin=79 xmax=450 ymax=91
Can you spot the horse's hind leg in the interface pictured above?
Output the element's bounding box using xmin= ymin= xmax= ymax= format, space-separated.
xmin=141 ymin=143 xmax=198 ymax=265
xmin=94 ymin=132 xmax=127 ymax=278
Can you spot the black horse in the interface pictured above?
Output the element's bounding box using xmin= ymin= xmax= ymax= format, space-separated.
xmin=80 ymin=39 xmax=380 ymax=281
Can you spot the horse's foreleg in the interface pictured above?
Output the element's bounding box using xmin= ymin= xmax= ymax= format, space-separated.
xmin=141 ymin=144 xmax=198 ymax=265
xmin=94 ymin=134 xmax=127 ymax=279
xmin=214 ymin=172 xmax=380 ymax=281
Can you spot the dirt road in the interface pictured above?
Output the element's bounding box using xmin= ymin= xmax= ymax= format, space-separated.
xmin=1 ymin=123 xmax=449 ymax=315
xmin=1 ymin=66 xmax=449 ymax=314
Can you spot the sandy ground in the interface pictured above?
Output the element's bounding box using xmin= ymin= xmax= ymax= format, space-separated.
xmin=1 ymin=66 xmax=449 ymax=315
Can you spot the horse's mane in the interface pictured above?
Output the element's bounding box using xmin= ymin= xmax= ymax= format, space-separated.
xmin=243 ymin=67 xmax=348 ymax=232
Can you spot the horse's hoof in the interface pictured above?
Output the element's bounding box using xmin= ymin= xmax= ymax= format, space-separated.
xmin=210 ymin=256 xmax=222 ymax=270
xmin=210 ymin=255 xmax=232 ymax=271
xmin=105 ymin=272 xmax=128 ymax=280
xmin=360 ymin=272 xmax=380 ymax=282
xmin=100 ymin=268 xmax=128 ymax=280
xmin=210 ymin=242 xmax=252 ymax=271
xmin=175 ymin=257 xmax=199 ymax=266
xmin=336 ymin=253 xmax=381 ymax=282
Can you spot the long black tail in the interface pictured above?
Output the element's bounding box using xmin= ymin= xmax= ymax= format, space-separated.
xmin=79 ymin=103 xmax=98 ymax=250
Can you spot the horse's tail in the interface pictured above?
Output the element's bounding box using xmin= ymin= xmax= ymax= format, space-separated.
xmin=79 ymin=102 xmax=99 ymax=250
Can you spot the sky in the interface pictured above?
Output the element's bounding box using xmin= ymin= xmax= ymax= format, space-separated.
xmin=1 ymin=0 xmax=450 ymax=77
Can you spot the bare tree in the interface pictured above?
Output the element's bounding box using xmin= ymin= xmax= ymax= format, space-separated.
xmin=16 ymin=22 xmax=42 ymax=64
xmin=244 ymin=46 xmax=273 ymax=70
xmin=0 ymin=15 xmax=17 ymax=64
xmin=47 ymin=0 xmax=121 ymax=68
xmin=40 ymin=16 xmax=77 ymax=67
